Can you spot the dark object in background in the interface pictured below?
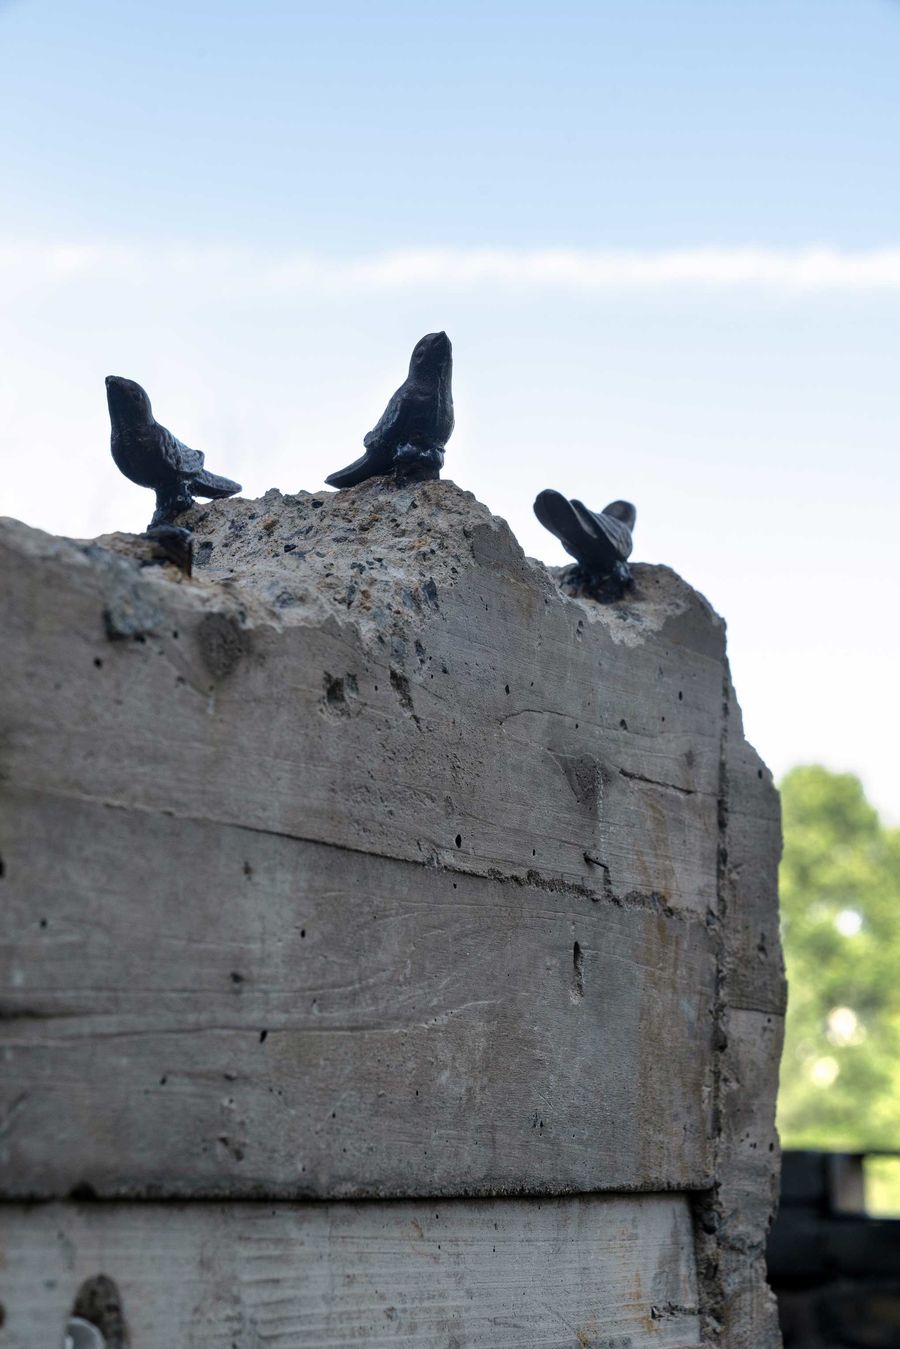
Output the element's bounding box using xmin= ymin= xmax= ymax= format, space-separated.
xmin=534 ymin=490 xmax=635 ymax=601
xmin=325 ymin=332 xmax=454 ymax=489
xmin=142 ymin=524 xmax=193 ymax=577
xmin=106 ymin=376 xmax=242 ymax=529
xmin=768 ymin=1150 xmax=900 ymax=1347
xmin=68 ymin=1273 xmax=127 ymax=1348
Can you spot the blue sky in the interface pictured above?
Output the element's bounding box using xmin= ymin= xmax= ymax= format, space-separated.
xmin=2 ymin=0 xmax=899 ymax=818
xmin=3 ymin=0 xmax=900 ymax=250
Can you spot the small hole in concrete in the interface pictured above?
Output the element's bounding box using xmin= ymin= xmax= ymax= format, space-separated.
xmin=678 ymin=690 xmax=683 ymax=701
xmin=572 ymin=941 xmax=585 ymax=999
xmin=300 ymin=928 xmax=306 ymax=938
xmin=68 ymin=1182 xmax=98 ymax=1201
xmin=259 ymin=1029 xmax=268 ymax=1043
xmin=455 ymin=834 xmax=462 ymax=848
xmin=323 ymin=672 xmax=346 ymax=706
xmin=619 ymin=719 xmax=628 ymax=730
xmin=93 ymin=657 xmax=103 ymax=669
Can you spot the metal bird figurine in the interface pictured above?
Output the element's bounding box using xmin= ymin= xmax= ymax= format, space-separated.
xmin=326 ymin=332 xmax=453 ymax=489
xmin=534 ymin=490 xmax=636 ymax=601
xmin=142 ymin=524 xmax=194 ymax=577
xmin=106 ymin=376 xmax=242 ymax=529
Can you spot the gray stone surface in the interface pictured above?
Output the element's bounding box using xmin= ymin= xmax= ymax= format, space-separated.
xmin=0 ymin=478 xmax=784 ymax=1345
xmin=1 ymin=786 xmax=716 ymax=1200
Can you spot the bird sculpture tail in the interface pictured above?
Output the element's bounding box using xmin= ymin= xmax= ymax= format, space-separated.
xmin=325 ymin=453 xmax=377 ymax=490
xmin=189 ymin=469 xmax=242 ymax=500
xmin=533 ymin=489 xmax=586 ymax=558
xmin=534 ymin=489 xmax=633 ymax=572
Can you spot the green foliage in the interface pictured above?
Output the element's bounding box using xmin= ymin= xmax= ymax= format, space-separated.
xmin=778 ymin=766 xmax=900 ymax=1153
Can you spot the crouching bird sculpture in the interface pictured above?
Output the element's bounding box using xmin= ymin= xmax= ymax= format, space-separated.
xmin=326 ymin=331 xmax=453 ymax=489
xmin=534 ymin=490 xmax=636 ymax=601
xmin=106 ymin=376 xmax=242 ymax=529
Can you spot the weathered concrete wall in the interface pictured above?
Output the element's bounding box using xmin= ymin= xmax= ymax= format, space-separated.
xmin=0 ymin=479 xmax=785 ymax=1346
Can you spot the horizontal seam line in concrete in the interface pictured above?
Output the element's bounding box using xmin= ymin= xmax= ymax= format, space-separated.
xmin=3 ymin=782 xmax=706 ymax=922
xmin=0 ymin=1179 xmax=719 ymax=1206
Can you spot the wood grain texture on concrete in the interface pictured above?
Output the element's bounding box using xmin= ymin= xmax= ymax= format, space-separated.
xmin=0 ymin=1193 xmax=701 ymax=1348
xmin=0 ymin=480 xmax=785 ymax=1344
xmin=0 ymin=480 xmax=725 ymax=914
xmin=0 ymin=784 xmax=715 ymax=1199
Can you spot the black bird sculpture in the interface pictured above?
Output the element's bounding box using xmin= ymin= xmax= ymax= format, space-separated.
xmin=326 ymin=332 xmax=453 ymax=489
xmin=534 ymin=490 xmax=636 ymax=601
xmin=142 ymin=524 xmax=194 ymax=577
xmin=106 ymin=376 xmax=242 ymax=529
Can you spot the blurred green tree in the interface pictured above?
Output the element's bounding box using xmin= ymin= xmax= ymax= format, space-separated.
xmin=778 ymin=765 xmax=900 ymax=1153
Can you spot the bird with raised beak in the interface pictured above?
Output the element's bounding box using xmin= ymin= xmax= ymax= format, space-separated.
xmin=326 ymin=331 xmax=453 ymax=489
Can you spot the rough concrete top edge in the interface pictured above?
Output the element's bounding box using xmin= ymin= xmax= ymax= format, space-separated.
xmin=0 ymin=479 xmax=723 ymax=651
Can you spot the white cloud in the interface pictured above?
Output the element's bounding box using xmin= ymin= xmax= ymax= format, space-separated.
xmin=5 ymin=242 xmax=900 ymax=295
